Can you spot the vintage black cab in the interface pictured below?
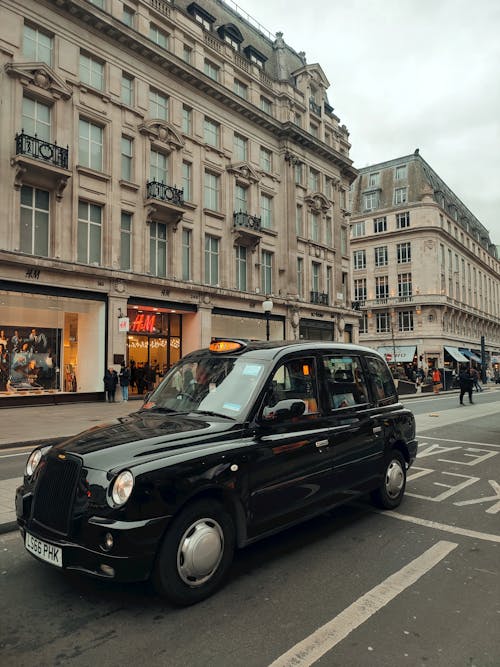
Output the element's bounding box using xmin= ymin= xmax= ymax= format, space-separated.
xmin=16 ymin=340 xmax=417 ymax=605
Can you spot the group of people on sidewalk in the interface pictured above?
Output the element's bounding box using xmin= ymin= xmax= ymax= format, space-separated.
xmin=458 ymin=365 xmax=482 ymax=405
xmin=103 ymin=364 xmax=131 ymax=402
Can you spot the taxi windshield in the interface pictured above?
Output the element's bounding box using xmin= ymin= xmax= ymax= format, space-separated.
xmin=147 ymin=355 xmax=268 ymax=419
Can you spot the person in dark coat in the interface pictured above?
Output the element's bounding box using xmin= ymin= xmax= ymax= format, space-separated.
xmin=119 ymin=363 xmax=131 ymax=401
xmin=103 ymin=367 xmax=118 ymax=402
xmin=458 ymin=365 xmax=474 ymax=405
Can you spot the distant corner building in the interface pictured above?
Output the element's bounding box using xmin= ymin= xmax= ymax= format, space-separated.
xmin=349 ymin=149 xmax=500 ymax=381
xmin=0 ymin=0 xmax=359 ymax=404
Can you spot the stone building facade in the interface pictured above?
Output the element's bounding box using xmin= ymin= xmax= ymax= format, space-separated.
xmin=350 ymin=150 xmax=500 ymax=382
xmin=0 ymin=0 xmax=357 ymax=403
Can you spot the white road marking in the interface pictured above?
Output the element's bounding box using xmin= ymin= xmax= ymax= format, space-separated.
xmin=418 ymin=436 xmax=500 ymax=449
xmin=268 ymin=541 xmax=457 ymax=667
xmin=0 ymin=452 xmax=30 ymax=459
xmin=379 ymin=510 xmax=500 ymax=543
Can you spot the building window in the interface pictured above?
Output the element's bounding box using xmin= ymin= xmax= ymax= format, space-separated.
xmin=77 ymin=201 xmax=102 ymax=265
xmin=340 ymin=226 xmax=347 ymax=254
xmin=261 ymin=250 xmax=273 ymax=294
xmin=375 ymin=275 xmax=389 ymax=300
xmin=120 ymin=212 xmax=132 ymax=271
xmin=235 ymin=184 xmax=248 ymax=213
xmin=310 ymin=123 xmax=318 ymax=138
xmin=121 ymin=136 xmax=133 ymax=181
xmin=310 ymin=212 xmax=320 ymax=242
xmin=233 ymin=133 xmax=248 ymax=161
xmin=354 ymin=278 xmax=367 ymax=303
xmin=236 ymin=245 xmax=247 ymax=291
xmin=204 ymin=59 xmax=219 ymax=81
xmin=311 ymin=262 xmax=320 ymax=293
xmin=121 ymin=73 xmax=134 ymax=106
xmin=20 ymin=186 xmax=49 ymax=256
xmin=359 ymin=312 xmax=368 ymax=334
xmin=260 ymin=96 xmax=272 ymax=114
xmin=376 ymin=311 xmax=391 ymax=333
xmin=373 ymin=216 xmax=387 ymax=233
xmin=150 ymin=149 xmax=168 ymax=183
xmin=122 ymin=5 xmax=135 ymax=26
xmin=234 ymin=79 xmax=248 ymax=99
xmin=398 ymin=310 xmax=414 ymax=332
xmin=183 ymin=45 xmax=192 ymax=64
xmin=374 ymin=246 xmax=388 ymax=267
xmin=309 ymin=168 xmax=320 ymax=192
xmin=204 ymin=118 xmax=219 ymax=147
xmin=326 ymin=266 xmax=333 ymax=302
xmin=294 ymin=163 xmax=303 ymax=185
xmin=294 ymin=113 xmax=302 ymax=127
xmin=395 ymin=164 xmax=407 ymax=180
xmin=368 ymin=172 xmax=379 ymax=187
xmin=351 ymin=221 xmax=365 ymax=237
xmin=150 ymin=89 xmax=168 ymax=120
xmin=182 ymin=228 xmax=192 ymax=280
xmin=193 ymin=11 xmax=212 ymax=30
xmin=297 ymin=257 xmax=304 ymax=298
xmin=397 ymin=242 xmax=411 ymax=263
xmin=296 ymin=205 xmax=303 ymax=236
xmin=363 ymin=192 xmax=378 ymax=211
xmin=182 ymin=161 xmax=192 ymax=201
xmin=260 ymin=193 xmax=273 ymax=229
xmin=150 ymin=221 xmax=167 ymax=277
xmin=79 ymin=52 xmax=104 ymax=91
xmin=182 ymin=105 xmax=192 ymax=134
xmin=22 ymin=97 xmax=51 ymax=141
xmin=394 ymin=187 xmax=408 ymax=205
xmin=205 ymin=235 xmax=219 ymax=285
xmin=353 ymin=249 xmax=366 ymax=270
xmin=398 ymin=272 xmax=412 ymax=298
xmin=260 ymin=147 xmax=272 ymax=172
xmin=326 ymin=218 xmax=333 ymax=247
xmin=149 ymin=24 xmax=168 ymax=48
xmin=204 ymin=171 xmax=220 ymax=210
xmin=88 ymin=0 xmax=104 ymax=6
xmin=23 ymin=24 xmax=52 ymax=65
xmin=396 ymin=211 xmax=410 ymax=229
xmin=79 ymin=119 xmax=103 ymax=171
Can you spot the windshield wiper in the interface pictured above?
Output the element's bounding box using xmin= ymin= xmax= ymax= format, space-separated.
xmin=192 ymin=410 xmax=235 ymax=420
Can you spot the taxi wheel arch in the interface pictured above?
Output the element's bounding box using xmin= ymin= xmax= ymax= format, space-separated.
xmin=152 ymin=498 xmax=235 ymax=606
xmin=371 ymin=449 xmax=407 ymax=509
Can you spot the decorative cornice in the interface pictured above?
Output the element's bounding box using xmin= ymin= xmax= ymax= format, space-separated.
xmin=226 ymin=161 xmax=261 ymax=184
xmin=5 ymin=62 xmax=73 ymax=100
xmin=138 ymin=120 xmax=184 ymax=151
xmin=304 ymin=192 xmax=331 ymax=213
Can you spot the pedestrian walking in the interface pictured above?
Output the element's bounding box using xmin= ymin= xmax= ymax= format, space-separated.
xmin=119 ymin=363 xmax=130 ymax=401
xmin=103 ymin=367 xmax=118 ymax=402
xmin=470 ymin=366 xmax=482 ymax=392
xmin=431 ymin=367 xmax=442 ymax=394
xmin=458 ymin=365 xmax=474 ymax=405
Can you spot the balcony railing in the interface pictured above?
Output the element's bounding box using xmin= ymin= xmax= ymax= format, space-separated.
xmin=233 ymin=211 xmax=261 ymax=231
xmin=146 ymin=180 xmax=184 ymax=206
xmin=309 ymin=98 xmax=322 ymax=116
xmin=15 ymin=131 xmax=69 ymax=169
xmin=310 ymin=291 xmax=329 ymax=306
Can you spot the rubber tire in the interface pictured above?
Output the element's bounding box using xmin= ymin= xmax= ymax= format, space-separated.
xmin=152 ymin=499 xmax=235 ymax=606
xmin=371 ymin=450 xmax=407 ymax=509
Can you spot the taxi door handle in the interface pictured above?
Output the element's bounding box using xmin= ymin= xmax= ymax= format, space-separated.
xmin=373 ymin=426 xmax=382 ymax=434
xmin=316 ymin=439 xmax=329 ymax=448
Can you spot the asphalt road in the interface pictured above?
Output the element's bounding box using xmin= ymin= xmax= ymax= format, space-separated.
xmin=1 ymin=392 xmax=499 ymax=666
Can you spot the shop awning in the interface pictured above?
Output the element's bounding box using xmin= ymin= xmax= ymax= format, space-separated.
xmin=377 ymin=346 xmax=416 ymax=363
xmin=459 ymin=348 xmax=481 ymax=363
xmin=444 ymin=346 xmax=469 ymax=363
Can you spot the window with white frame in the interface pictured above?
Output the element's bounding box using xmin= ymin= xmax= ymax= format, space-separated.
xmin=297 ymin=257 xmax=304 ymax=298
xmin=359 ymin=312 xmax=368 ymax=334
xmin=397 ymin=242 xmax=411 ymax=263
xmin=79 ymin=119 xmax=103 ymax=171
xmin=363 ymin=191 xmax=378 ymax=211
xmin=235 ymin=184 xmax=248 ymax=213
xmin=150 ymin=149 xmax=168 ymax=183
xmin=260 ymin=97 xmax=272 ymax=114
xmin=204 ymin=171 xmax=220 ymax=210
xmin=120 ymin=212 xmax=132 ymax=271
xmin=149 ymin=89 xmax=168 ymax=120
xmin=234 ymin=79 xmax=248 ymax=99
xmin=233 ymin=133 xmax=248 ymax=161
xmin=260 ymin=193 xmax=272 ymax=229
xmin=22 ymin=97 xmax=51 ymax=141
xmin=79 ymin=52 xmax=104 ymax=90
xmin=204 ymin=118 xmax=219 ymax=147
xmin=149 ymin=24 xmax=168 ymax=48
xmin=236 ymin=245 xmax=247 ymax=291
xmin=326 ymin=266 xmax=333 ymax=302
xmin=121 ymin=73 xmax=134 ymax=106
xmin=354 ymin=278 xmax=367 ymax=303
xmin=260 ymin=147 xmax=272 ymax=172
xmin=311 ymin=262 xmax=320 ymax=293
xmin=224 ymin=33 xmax=239 ymax=50
xmin=396 ymin=211 xmax=410 ymax=229
xmin=20 ymin=186 xmax=49 ymax=256
xmin=395 ymin=164 xmax=407 ymax=180
xmin=122 ymin=5 xmax=135 ymax=26
xmin=77 ymin=200 xmax=102 ymax=265
xmin=375 ymin=275 xmax=389 ymax=300
xmin=249 ymin=52 xmax=264 ymax=68
xmin=398 ymin=310 xmax=414 ymax=332
xmin=340 ymin=225 xmax=347 ymax=254
xmin=205 ymin=235 xmax=219 ymax=285
xmin=309 ymin=168 xmax=320 ymax=192
xmin=294 ymin=163 xmax=303 ymax=185
xmin=121 ymin=136 xmax=133 ymax=181
xmin=204 ymin=59 xmax=219 ymax=81
xmin=376 ymin=311 xmax=391 ymax=333
xmin=353 ymin=249 xmax=366 ymax=270
xmin=183 ymin=45 xmax=192 ymax=64
xmin=373 ymin=216 xmax=387 ymax=233
xmin=368 ymin=172 xmax=379 ymax=187
xmin=326 ymin=218 xmax=333 ymax=247
xmin=261 ymin=250 xmax=273 ymax=294
xmin=296 ymin=204 xmax=303 ymax=236
xmin=398 ymin=272 xmax=412 ymax=298
xmin=351 ymin=221 xmax=365 ymax=237
xmin=182 ymin=161 xmax=192 ymax=201
xmin=194 ymin=11 xmax=212 ymax=30
xmin=23 ymin=23 xmax=53 ymax=65
xmin=182 ymin=105 xmax=192 ymax=134
xmin=374 ymin=245 xmax=388 ymax=267
xmin=310 ymin=123 xmax=318 ymax=138
xmin=182 ymin=228 xmax=192 ymax=280
xmin=150 ymin=221 xmax=167 ymax=277
xmin=394 ymin=187 xmax=408 ymax=205
xmin=88 ymin=0 xmax=104 ymax=6
xmin=310 ymin=212 xmax=320 ymax=242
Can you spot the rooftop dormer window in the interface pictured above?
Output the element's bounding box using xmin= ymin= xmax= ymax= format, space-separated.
xmin=217 ymin=23 xmax=243 ymax=51
xmin=187 ymin=2 xmax=215 ymax=31
xmin=243 ymin=45 xmax=267 ymax=69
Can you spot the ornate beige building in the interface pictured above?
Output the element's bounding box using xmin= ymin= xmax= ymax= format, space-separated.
xmin=350 ymin=150 xmax=500 ymax=382
xmin=0 ymin=0 xmax=358 ymax=403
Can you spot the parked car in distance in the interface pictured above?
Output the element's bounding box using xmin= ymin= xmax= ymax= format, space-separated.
xmin=17 ymin=339 xmax=417 ymax=605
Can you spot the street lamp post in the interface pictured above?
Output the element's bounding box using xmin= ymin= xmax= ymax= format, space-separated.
xmin=262 ymin=297 xmax=273 ymax=341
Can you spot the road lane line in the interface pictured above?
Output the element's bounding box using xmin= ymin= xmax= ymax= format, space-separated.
xmin=379 ymin=510 xmax=500 ymax=543
xmin=268 ymin=541 xmax=457 ymax=667
xmin=418 ymin=436 xmax=500 ymax=449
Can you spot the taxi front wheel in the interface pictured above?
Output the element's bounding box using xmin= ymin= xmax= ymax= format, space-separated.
xmin=152 ymin=499 xmax=235 ymax=606
xmin=371 ymin=450 xmax=406 ymax=509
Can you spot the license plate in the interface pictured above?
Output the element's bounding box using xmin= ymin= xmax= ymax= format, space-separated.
xmin=25 ymin=532 xmax=62 ymax=568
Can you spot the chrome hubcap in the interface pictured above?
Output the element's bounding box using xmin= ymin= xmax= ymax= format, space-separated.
xmin=385 ymin=459 xmax=405 ymax=498
xmin=177 ymin=518 xmax=224 ymax=586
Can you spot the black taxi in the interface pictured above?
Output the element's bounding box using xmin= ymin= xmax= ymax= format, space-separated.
xmin=16 ymin=339 xmax=417 ymax=605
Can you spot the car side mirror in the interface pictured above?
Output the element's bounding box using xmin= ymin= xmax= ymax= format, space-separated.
xmin=262 ymin=399 xmax=306 ymax=422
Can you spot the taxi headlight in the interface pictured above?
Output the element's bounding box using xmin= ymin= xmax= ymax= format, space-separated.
xmin=111 ymin=470 xmax=134 ymax=506
xmin=26 ymin=449 xmax=42 ymax=477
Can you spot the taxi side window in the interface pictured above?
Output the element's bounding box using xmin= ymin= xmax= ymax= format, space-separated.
xmin=263 ymin=357 xmax=319 ymax=417
xmin=321 ymin=355 xmax=369 ymax=410
xmin=365 ymin=356 xmax=397 ymax=403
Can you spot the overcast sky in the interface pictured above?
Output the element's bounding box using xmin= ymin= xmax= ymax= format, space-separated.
xmin=235 ymin=0 xmax=500 ymax=245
